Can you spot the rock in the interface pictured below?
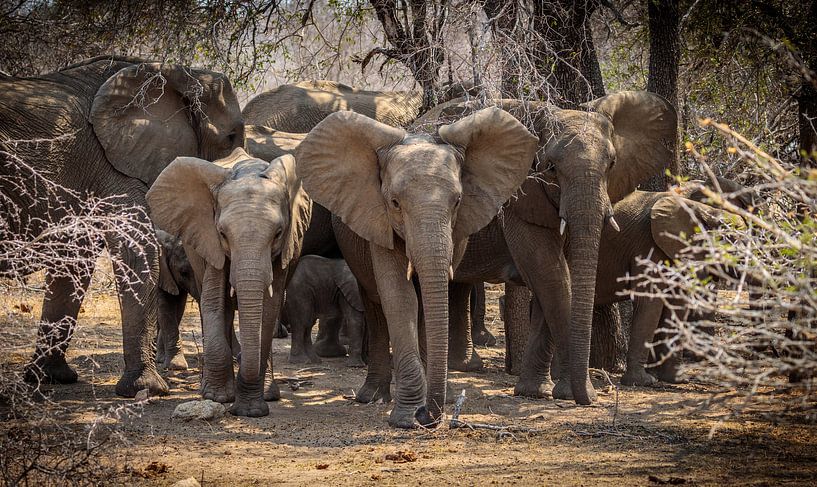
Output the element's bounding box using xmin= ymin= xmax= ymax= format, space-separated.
xmin=172 ymin=477 xmax=201 ymax=487
xmin=171 ymin=400 xmax=226 ymax=422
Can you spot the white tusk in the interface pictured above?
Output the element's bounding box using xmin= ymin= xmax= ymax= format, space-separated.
xmin=448 ymin=265 xmax=454 ymax=281
xmin=406 ymin=260 xmax=414 ymax=281
xmin=559 ymin=218 xmax=567 ymax=235
xmin=608 ymin=216 xmax=620 ymax=232
xmin=268 ymin=284 xmax=274 ymax=297
xmin=230 ymin=286 xmax=235 ymax=297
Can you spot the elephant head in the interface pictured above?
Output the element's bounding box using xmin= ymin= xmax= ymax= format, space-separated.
xmin=156 ymin=228 xmax=199 ymax=300
xmin=296 ymin=108 xmax=538 ymax=424
xmin=91 ymin=62 xmax=245 ymax=186
xmin=147 ymin=148 xmax=311 ymax=396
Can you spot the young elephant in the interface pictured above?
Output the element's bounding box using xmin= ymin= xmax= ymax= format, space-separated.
xmin=155 ymin=229 xmax=198 ymax=371
xmin=584 ymin=185 xmax=746 ymax=386
xmin=147 ymin=148 xmax=311 ymax=417
xmin=280 ymin=255 xmax=364 ymax=367
xmin=297 ymin=108 xmax=538 ymax=428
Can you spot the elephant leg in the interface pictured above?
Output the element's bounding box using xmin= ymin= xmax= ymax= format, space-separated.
xmin=157 ymin=289 xmax=189 ymax=371
xmin=371 ymin=245 xmax=423 ymax=429
xmin=621 ymin=297 xmax=663 ymax=386
xmin=288 ymin=312 xmax=320 ymax=364
xmin=470 ymin=283 xmax=496 ymax=346
xmin=504 ymin=217 xmax=582 ymax=401
xmin=514 ymin=297 xmax=555 ymax=398
xmin=356 ymin=292 xmax=393 ymax=404
xmin=199 ymin=266 xmax=235 ymax=403
xmin=315 ymin=314 xmax=347 ymax=358
xmin=343 ymin=304 xmax=365 ymax=368
xmin=448 ymin=282 xmax=482 ymax=372
xmin=108 ymin=235 xmax=169 ymax=397
xmin=24 ymin=266 xmax=94 ymax=385
xmin=649 ymin=306 xmax=686 ymax=384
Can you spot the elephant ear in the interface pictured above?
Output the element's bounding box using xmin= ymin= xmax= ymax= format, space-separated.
xmin=91 ymin=63 xmax=205 ymax=186
xmin=438 ymin=107 xmax=540 ymax=242
xmin=651 ymin=196 xmax=746 ymax=258
xmin=277 ymin=154 xmax=312 ymax=269
xmin=295 ymin=111 xmax=406 ymax=250
xmin=585 ymin=91 xmax=677 ymax=202
xmin=146 ymin=157 xmax=230 ymax=269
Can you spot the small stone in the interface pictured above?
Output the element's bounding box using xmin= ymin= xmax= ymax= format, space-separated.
xmin=171 ymin=400 xmax=226 ymax=422
xmin=172 ymin=477 xmax=201 ymax=487
xmin=134 ymin=388 xmax=150 ymax=403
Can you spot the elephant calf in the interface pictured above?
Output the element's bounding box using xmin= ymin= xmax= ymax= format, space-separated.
xmin=280 ymin=255 xmax=364 ymax=367
xmin=592 ymin=183 xmax=747 ymax=386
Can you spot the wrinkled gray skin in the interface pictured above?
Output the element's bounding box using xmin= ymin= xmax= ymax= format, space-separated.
xmin=147 ymin=149 xmax=311 ymax=417
xmin=242 ymin=80 xmax=479 ymax=133
xmin=297 ymin=108 xmax=539 ymax=428
xmin=0 ymin=55 xmax=243 ymax=397
xmin=428 ymin=93 xmax=677 ymax=404
xmin=154 ymin=229 xmax=241 ymax=371
xmin=280 ymin=255 xmax=364 ymax=367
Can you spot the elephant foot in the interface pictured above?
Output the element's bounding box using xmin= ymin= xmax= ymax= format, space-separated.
xmin=649 ymin=367 xmax=687 ymax=384
xmin=388 ymin=403 xmax=421 ymax=429
xmin=448 ymin=350 xmax=483 ymax=372
xmin=314 ymin=339 xmax=348 ymax=358
xmin=288 ymin=351 xmax=322 ymax=364
xmin=552 ymin=377 xmax=598 ymax=403
xmin=355 ymin=377 xmax=392 ymax=404
xmin=513 ymin=378 xmax=554 ymax=399
xmin=274 ymin=322 xmax=288 ymax=338
xmin=229 ymin=397 xmax=269 ymax=417
xmin=621 ymin=367 xmax=659 ymax=387
xmin=473 ymin=329 xmax=497 ymax=347
xmin=165 ymin=352 xmax=189 ymax=371
xmin=115 ymin=366 xmax=169 ymax=397
xmin=264 ymin=379 xmax=281 ymax=401
xmin=24 ymin=357 xmax=79 ymax=385
xmin=345 ymin=355 xmax=366 ymax=368
xmin=201 ymin=381 xmax=235 ymax=404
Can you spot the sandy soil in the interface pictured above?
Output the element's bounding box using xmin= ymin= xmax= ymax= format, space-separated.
xmin=1 ymin=268 xmax=816 ymax=486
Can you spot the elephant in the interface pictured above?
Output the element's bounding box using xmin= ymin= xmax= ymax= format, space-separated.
xmin=590 ymin=184 xmax=747 ymax=386
xmin=279 ymin=255 xmax=364 ymax=367
xmin=425 ymin=92 xmax=677 ymax=404
xmin=295 ymin=107 xmax=539 ymax=428
xmin=242 ymin=80 xmax=479 ymax=133
xmin=0 ymin=55 xmax=244 ymax=397
xmin=155 ymin=229 xmax=198 ymax=371
xmin=147 ymin=147 xmax=311 ymax=417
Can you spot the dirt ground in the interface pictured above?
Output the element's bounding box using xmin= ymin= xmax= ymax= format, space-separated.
xmin=2 ymin=266 xmax=816 ymax=486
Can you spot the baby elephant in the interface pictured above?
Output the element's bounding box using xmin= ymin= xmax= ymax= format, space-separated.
xmin=281 ymin=255 xmax=364 ymax=367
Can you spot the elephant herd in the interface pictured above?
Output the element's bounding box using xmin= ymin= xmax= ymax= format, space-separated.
xmin=1 ymin=55 xmax=748 ymax=428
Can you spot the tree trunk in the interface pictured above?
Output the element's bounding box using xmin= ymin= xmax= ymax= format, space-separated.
xmin=643 ymin=0 xmax=680 ymax=191
xmin=503 ymin=283 xmax=531 ymax=376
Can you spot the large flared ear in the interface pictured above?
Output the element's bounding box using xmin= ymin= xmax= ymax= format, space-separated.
xmin=155 ymin=229 xmax=180 ymax=295
xmin=245 ymin=124 xmax=305 ymax=161
xmin=438 ymin=107 xmax=539 ymax=241
xmin=295 ymin=111 xmax=406 ymax=250
xmin=651 ymin=196 xmax=746 ymax=258
xmin=585 ymin=91 xmax=677 ymax=202
xmin=277 ymin=154 xmax=312 ymax=268
xmin=146 ymin=157 xmax=230 ymax=269
xmin=91 ymin=63 xmax=211 ymax=186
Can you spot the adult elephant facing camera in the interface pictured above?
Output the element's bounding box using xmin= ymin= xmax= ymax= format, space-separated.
xmin=296 ymin=108 xmax=538 ymax=428
xmin=0 ymin=55 xmax=243 ymax=397
xmin=147 ymin=148 xmax=311 ymax=417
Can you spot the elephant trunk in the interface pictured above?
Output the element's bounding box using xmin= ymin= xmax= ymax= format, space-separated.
xmin=233 ymin=257 xmax=271 ymax=385
xmin=409 ymin=218 xmax=453 ymax=426
xmin=564 ymin=185 xmax=606 ymax=405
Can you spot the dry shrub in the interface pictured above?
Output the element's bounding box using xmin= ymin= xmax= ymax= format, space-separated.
xmin=626 ymin=120 xmax=816 ymax=423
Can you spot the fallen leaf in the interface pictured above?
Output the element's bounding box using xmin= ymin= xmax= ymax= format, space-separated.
xmin=384 ymin=450 xmax=417 ymax=463
xmin=316 ymin=464 xmax=329 ymax=470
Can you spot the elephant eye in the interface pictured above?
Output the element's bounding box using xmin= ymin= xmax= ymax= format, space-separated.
xmin=609 ymin=157 xmax=616 ymax=169
xmin=454 ymin=195 xmax=462 ymax=208
xmin=275 ymin=227 xmax=284 ymax=239
xmin=391 ymin=198 xmax=400 ymax=210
